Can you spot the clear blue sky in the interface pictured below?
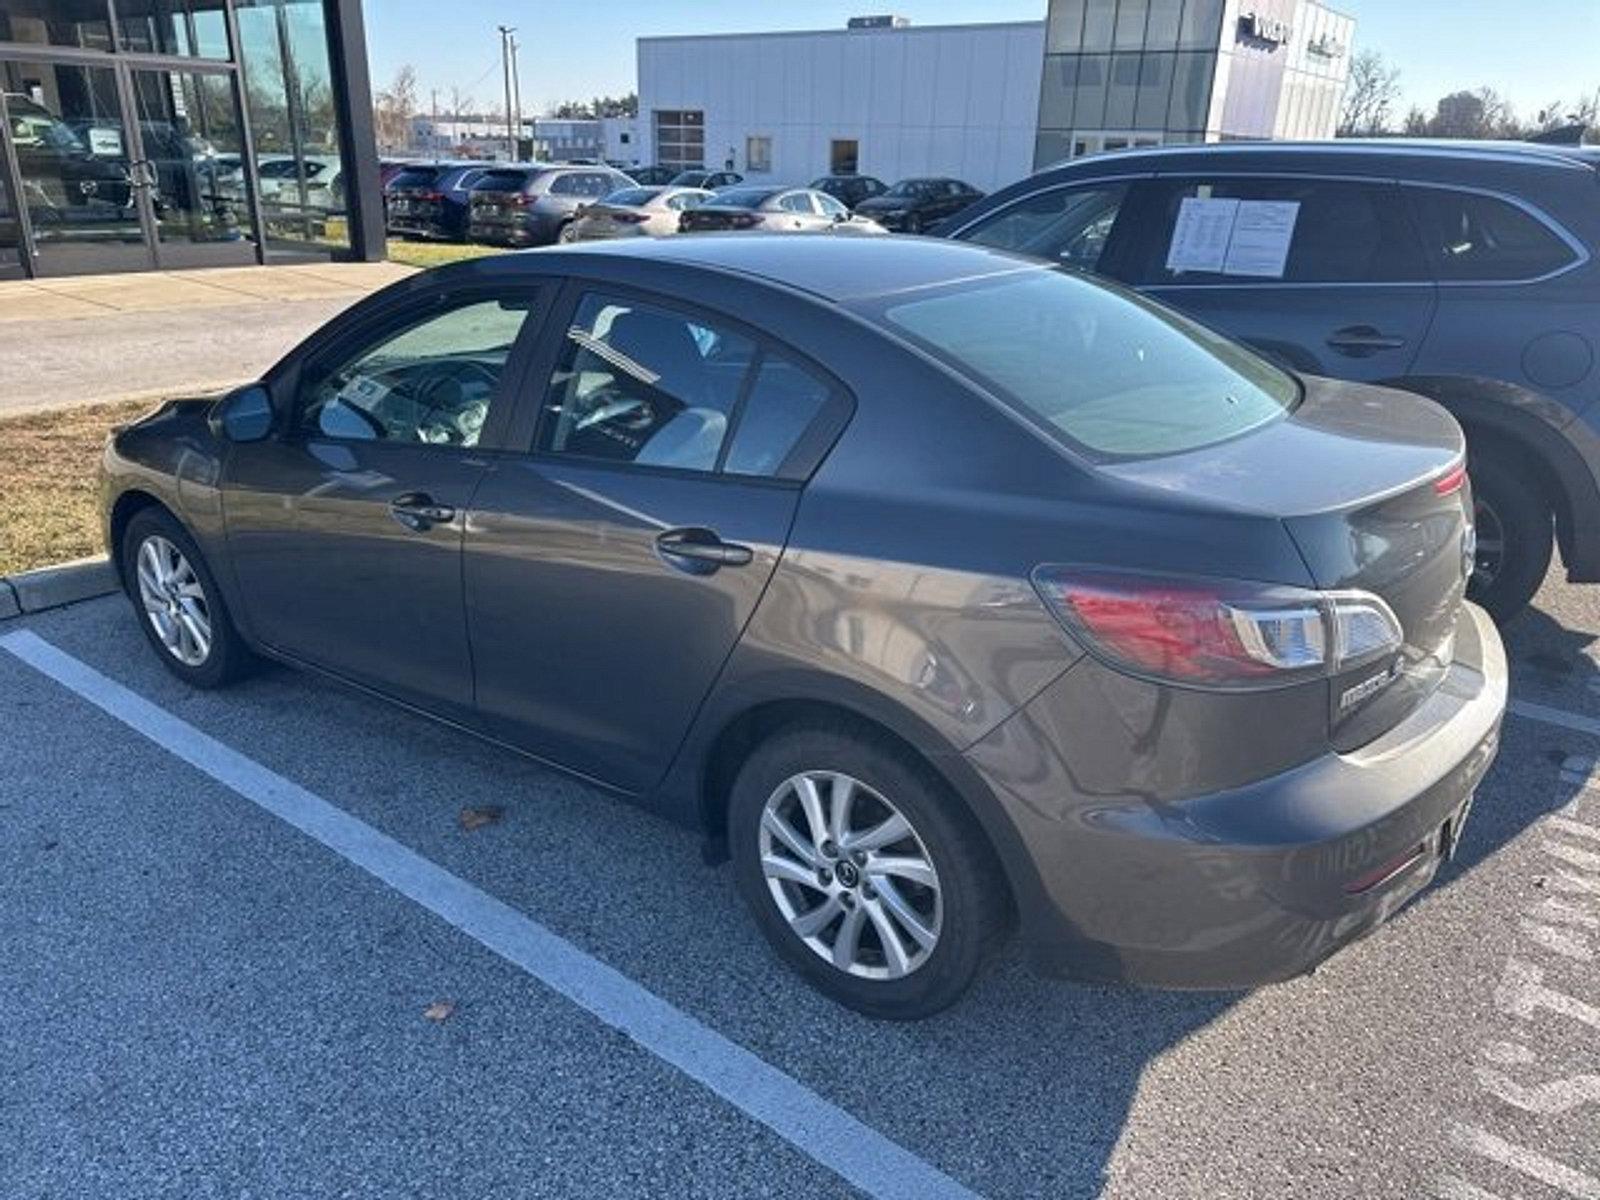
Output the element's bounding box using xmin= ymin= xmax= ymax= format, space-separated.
xmin=363 ymin=0 xmax=1600 ymax=123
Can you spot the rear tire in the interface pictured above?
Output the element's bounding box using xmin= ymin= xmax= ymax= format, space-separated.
xmin=728 ymin=724 xmax=1004 ymax=1019
xmin=121 ymin=507 xmax=253 ymax=688
xmin=1467 ymin=452 xmax=1552 ymax=623
xmin=557 ymin=221 xmax=579 ymax=244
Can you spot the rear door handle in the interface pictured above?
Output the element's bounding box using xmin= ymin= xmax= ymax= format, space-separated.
xmin=389 ymin=492 xmax=456 ymax=531
xmin=655 ymin=528 xmax=754 ymax=573
xmin=1327 ymin=326 xmax=1407 ymax=356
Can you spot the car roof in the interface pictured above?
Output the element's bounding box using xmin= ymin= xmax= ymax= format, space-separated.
xmin=500 ymin=233 xmax=1038 ymax=302
xmin=1037 ymin=138 xmax=1600 ymax=176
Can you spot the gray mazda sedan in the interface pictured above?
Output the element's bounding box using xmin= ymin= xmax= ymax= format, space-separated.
xmin=102 ymin=237 xmax=1506 ymax=1019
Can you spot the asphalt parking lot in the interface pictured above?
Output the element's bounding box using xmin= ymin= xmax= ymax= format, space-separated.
xmin=3 ymin=567 xmax=1599 ymax=1200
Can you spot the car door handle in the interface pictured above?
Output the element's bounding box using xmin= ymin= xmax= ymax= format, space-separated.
xmin=655 ymin=528 xmax=754 ymax=572
xmin=389 ymin=492 xmax=456 ymax=531
xmin=1327 ymin=326 xmax=1407 ymax=355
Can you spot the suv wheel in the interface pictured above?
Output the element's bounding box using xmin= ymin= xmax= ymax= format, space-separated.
xmin=1467 ymin=452 xmax=1552 ymax=622
xmin=557 ymin=221 xmax=579 ymax=244
xmin=728 ymin=725 xmax=1002 ymax=1019
xmin=122 ymin=507 xmax=253 ymax=688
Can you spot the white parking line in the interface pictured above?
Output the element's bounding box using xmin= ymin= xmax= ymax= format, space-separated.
xmin=1511 ymin=700 xmax=1600 ymax=739
xmin=0 ymin=630 xmax=980 ymax=1200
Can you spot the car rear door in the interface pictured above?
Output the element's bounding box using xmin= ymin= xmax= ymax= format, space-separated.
xmin=463 ymin=282 xmax=851 ymax=792
xmin=1123 ymin=174 xmax=1438 ymax=382
xmin=221 ymin=281 xmax=551 ymax=716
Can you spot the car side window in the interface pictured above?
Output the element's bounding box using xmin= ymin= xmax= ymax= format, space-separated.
xmin=666 ymin=192 xmax=702 ymax=211
xmin=535 ymin=294 xmax=756 ymax=472
xmin=1408 ymin=187 xmax=1578 ymax=282
xmin=1133 ymin=177 xmax=1429 ymax=285
xmin=960 ymin=183 xmax=1131 ymax=273
xmin=724 ymin=354 xmax=832 ymax=477
xmin=816 ymin=193 xmax=848 ymax=218
xmin=299 ymin=297 xmax=537 ymax=446
xmin=779 ymin=192 xmax=814 ymax=214
xmin=550 ymin=174 xmax=583 ymax=196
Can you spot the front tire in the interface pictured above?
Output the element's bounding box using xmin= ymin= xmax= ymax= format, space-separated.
xmin=728 ymin=725 xmax=1004 ymax=1019
xmin=1467 ymin=452 xmax=1552 ymax=623
xmin=121 ymin=507 xmax=253 ymax=688
xmin=556 ymin=221 xmax=579 ymax=244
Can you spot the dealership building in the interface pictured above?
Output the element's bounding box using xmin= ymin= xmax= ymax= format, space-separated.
xmin=0 ymin=0 xmax=383 ymax=280
xmin=638 ymin=1 xmax=1354 ymax=189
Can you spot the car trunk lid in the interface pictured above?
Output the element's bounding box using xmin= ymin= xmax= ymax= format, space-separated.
xmin=1102 ymin=376 xmax=1472 ymax=748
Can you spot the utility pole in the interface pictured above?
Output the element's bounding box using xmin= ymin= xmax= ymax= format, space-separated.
xmin=431 ymin=88 xmax=439 ymax=156
xmin=509 ymin=31 xmax=524 ymax=159
xmin=497 ymin=25 xmax=517 ymax=161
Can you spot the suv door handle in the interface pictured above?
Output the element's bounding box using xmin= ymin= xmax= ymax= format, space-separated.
xmin=655 ymin=528 xmax=754 ymax=573
xmin=1327 ymin=326 xmax=1407 ymax=356
xmin=389 ymin=492 xmax=456 ymax=531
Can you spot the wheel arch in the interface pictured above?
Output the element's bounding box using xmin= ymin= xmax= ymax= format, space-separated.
xmin=1388 ymin=375 xmax=1600 ymax=581
xmin=108 ymin=488 xmax=173 ymax=589
xmin=679 ymin=687 xmax=1044 ymax=932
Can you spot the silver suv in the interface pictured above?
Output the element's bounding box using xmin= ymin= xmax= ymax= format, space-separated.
xmin=942 ymin=140 xmax=1600 ymax=620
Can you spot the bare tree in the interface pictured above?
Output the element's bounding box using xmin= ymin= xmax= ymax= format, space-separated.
xmin=373 ymin=64 xmax=419 ymax=152
xmin=1339 ymin=50 xmax=1402 ymax=137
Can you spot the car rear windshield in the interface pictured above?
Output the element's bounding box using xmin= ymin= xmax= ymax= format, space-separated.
xmin=711 ymin=187 xmax=780 ymax=209
xmin=473 ymin=169 xmax=535 ymax=192
xmin=870 ymin=268 xmax=1299 ymax=460
xmin=603 ymin=187 xmax=660 ymax=206
xmin=389 ymin=166 xmax=444 ymax=189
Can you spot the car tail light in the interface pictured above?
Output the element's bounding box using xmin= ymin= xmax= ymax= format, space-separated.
xmin=611 ymin=211 xmax=648 ymax=223
xmin=1032 ymin=568 xmax=1403 ymax=689
xmin=1432 ymin=462 xmax=1467 ymax=496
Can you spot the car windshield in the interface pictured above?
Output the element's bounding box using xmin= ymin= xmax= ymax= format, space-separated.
xmin=869 ymin=268 xmax=1300 ymax=460
xmin=603 ymin=187 xmax=660 ymax=206
xmin=711 ymin=187 xmax=780 ymax=209
xmin=884 ymin=180 xmax=937 ymax=199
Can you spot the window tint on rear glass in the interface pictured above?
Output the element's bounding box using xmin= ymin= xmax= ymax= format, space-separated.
xmin=724 ymin=355 xmax=831 ymax=476
xmin=473 ymin=170 xmax=528 ymax=192
xmin=390 ymin=166 xmax=443 ymax=189
xmin=1408 ymin=187 xmax=1578 ymax=281
xmin=1136 ymin=178 xmax=1428 ymax=284
xmin=961 ymin=183 xmax=1130 ymax=272
xmin=873 ymin=269 xmax=1299 ymax=460
xmin=605 ymin=187 xmax=659 ymax=206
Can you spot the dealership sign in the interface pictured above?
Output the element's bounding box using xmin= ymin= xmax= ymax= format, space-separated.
xmin=1239 ymin=11 xmax=1292 ymax=46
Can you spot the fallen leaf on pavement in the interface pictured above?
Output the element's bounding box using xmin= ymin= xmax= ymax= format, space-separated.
xmin=458 ymin=805 xmax=505 ymax=832
xmin=423 ymin=1000 xmax=456 ymax=1022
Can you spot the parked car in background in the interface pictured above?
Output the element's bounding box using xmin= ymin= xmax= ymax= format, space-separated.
xmin=677 ymin=186 xmax=882 ymax=234
xmin=103 ymin=236 xmax=1504 ymax=1019
xmin=467 ymin=164 xmax=635 ymax=246
xmin=567 ymin=186 xmax=712 ymax=240
xmin=669 ymin=168 xmax=743 ymax=190
xmin=386 ymin=162 xmax=493 ymax=242
xmin=379 ymin=157 xmax=423 ymax=189
xmin=810 ymin=174 xmax=888 ymax=210
xmin=626 ymin=165 xmax=679 ymax=186
xmin=854 ymin=177 xmax=984 ymax=233
xmin=940 ymin=140 xmax=1600 ymax=620
xmin=255 ymin=154 xmax=342 ymax=213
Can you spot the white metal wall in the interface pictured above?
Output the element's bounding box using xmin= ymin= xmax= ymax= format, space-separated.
xmin=637 ymin=22 xmax=1046 ymax=191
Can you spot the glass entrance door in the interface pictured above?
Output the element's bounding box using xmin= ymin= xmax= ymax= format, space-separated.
xmin=127 ymin=65 xmax=255 ymax=267
xmin=1 ymin=58 xmax=153 ymax=273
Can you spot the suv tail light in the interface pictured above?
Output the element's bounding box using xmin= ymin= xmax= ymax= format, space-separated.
xmin=1032 ymin=568 xmax=1403 ymax=689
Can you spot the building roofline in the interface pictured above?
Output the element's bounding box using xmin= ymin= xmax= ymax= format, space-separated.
xmin=637 ymin=20 xmax=1044 ymax=46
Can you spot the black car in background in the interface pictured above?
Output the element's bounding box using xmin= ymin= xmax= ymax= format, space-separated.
xmin=468 ymin=164 xmax=634 ymax=246
xmin=627 ymin=165 xmax=679 ymax=186
xmin=810 ymin=174 xmax=888 ymax=210
xmin=940 ymin=140 xmax=1600 ymax=620
xmin=386 ymin=162 xmax=494 ymax=242
xmin=854 ymin=177 xmax=984 ymax=233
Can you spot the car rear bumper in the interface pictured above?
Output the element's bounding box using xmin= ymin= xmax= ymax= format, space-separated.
xmin=962 ymin=601 xmax=1507 ymax=989
xmin=469 ymin=212 xmax=560 ymax=245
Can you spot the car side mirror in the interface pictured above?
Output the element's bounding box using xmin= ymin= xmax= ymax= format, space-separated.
xmin=209 ymin=383 xmax=274 ymax=443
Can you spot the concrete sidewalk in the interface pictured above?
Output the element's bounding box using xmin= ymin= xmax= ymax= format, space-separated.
xmin=0 ymin=261 xmax=416 ymax=415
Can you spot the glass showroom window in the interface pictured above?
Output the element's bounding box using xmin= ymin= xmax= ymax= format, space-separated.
xmin=116 ymin=0 xmax=231 ymax=58
xmin=746 ymin=135 xmax=772 ymax=173
xmin=235 ymin=0 xmax=348 ymax=252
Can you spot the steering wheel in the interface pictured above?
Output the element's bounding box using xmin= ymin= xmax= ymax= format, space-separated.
xmin=408 ymin=360 xmax=501 ymax=442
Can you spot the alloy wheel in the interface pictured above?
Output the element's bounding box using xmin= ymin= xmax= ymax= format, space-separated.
xmin=758 ymin=770 xmax=942 ymax=980
xmin=1472 ymin=495 xmax=1503 ymax=590
xmin=135 ymin=535 xmax=212 ymax=667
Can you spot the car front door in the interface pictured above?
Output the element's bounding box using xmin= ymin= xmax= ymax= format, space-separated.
xmin=1124 ymin=175 xmax=1438 ymax=382
xmin=221 ymin=284 xmax=548 ymax=714
xmin=464 ymin=284 xmax=849 ymax=792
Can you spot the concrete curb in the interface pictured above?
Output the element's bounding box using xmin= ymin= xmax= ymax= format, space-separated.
xmin=0 ymin=556 xmax=119 ymax=619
